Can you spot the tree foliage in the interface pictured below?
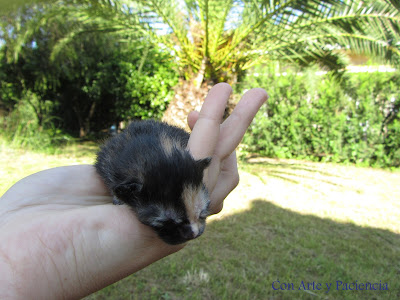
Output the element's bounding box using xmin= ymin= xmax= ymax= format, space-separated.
xmin=1 ymin=0 xmax=399 ymax=162
xmin=147 ymin=0 xmax=400 ymax=84
xmin=9 ymin=0 xmax=399 ymax=86
xmin=0 ymin=9 xmax=178 ymax=138
xmin=2 ymin=0 xmax=400 ymax=102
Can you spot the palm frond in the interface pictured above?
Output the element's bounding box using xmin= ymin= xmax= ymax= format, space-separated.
xmin=6 ymin=0 xmax=400 ymax=83
xmin=8 ymin=0 xmax=149 ymax=61
xmin=217 ymin=0 xmax=400 ymax=75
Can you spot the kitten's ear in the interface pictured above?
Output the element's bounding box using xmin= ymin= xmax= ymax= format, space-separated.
xmin=114 ymin=181 xmax=143 ymax=198
xmin=196 ymin=157 xmax=212 ymax=170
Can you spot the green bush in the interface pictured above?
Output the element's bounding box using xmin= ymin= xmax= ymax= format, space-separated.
xmin=0 ymin=92 xmax=72 ymax=152
xmin=113 ymin=56 xmax=178 ymax=121
xmin=48 ymin=40 xmax=178 ymax=136
xmin=0 ymin=30 xmax=178 ymax=138
xmin=239 ymin=65 xmax=400 ymax=168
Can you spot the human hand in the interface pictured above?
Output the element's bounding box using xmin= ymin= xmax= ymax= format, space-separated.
xmin=0 ymin=83 xmax=267 ymax=299
xmin=188 ymin=83 xmax=267 ymax=214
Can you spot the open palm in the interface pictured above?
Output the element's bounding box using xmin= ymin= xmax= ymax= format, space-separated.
xmin=0 ymin=84 xmax=267 ymax=299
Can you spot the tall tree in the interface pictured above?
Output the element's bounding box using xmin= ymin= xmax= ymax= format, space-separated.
xmin=4 ymin=0 xmax=400 ymax=127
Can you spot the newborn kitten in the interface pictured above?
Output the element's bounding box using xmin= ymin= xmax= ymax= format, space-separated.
xmin=95 ymin=120 xmax=211 ymax=245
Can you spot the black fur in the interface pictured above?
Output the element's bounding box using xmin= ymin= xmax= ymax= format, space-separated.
xmin=95 ymin=120 xmax=211 ymax=245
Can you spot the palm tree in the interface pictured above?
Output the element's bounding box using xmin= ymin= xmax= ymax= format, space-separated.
xmin=4 ymin=0 xmax=400 ymax=127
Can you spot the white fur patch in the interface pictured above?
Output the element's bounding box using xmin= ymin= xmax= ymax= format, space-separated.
xmin=160 ymin=133 xmax=175 ymax=157
xmin=182 ymin=184 xmax=208 ymax=235
xmin=160 ymin=132 xmax=185 ymax=157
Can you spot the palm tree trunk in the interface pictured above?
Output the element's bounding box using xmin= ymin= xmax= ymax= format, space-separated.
xmin=162 ymin=78 xmax=211 ymax=130
xmin=162 ymin=78 xmax=236 ymax=130
xmin=194 ymin=56 xmax=208 ymax=88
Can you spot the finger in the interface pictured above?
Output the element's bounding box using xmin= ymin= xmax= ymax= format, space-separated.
xmin=187 ymin=83 xmax=232 ymax=160
xmin=216 ymin=88 xmax=268 ymax=159
xmin=209 ymin=151 xmax=239 ymax=214
xmin=187 ymin=111 xmax=200 ymax=131
xmin=1 ymin=165 xmax=110 ymax=206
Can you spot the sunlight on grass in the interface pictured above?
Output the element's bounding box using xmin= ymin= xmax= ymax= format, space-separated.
xmin=216 ymin=157 xmax=400 ymax=234
xmin=0 ymin=139 xmax=96 ymax=196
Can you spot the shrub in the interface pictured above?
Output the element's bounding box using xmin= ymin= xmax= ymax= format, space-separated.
xmin=0 ymin=92 xmax=72 ymax=152
xmin=0 ymin=31 xmax=178 ymax=138
xmin=239 ymin=65 xmax=400 ymax=168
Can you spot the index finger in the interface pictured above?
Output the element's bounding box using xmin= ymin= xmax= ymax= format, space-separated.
xmin=187 ymin=83 xmax=232 ymax=159
xmin=216 ymin=88 xmax=268 ymax=159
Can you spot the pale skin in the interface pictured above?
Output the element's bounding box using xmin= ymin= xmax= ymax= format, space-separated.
xmin=0 ymin=83 xmax=267 ymax=299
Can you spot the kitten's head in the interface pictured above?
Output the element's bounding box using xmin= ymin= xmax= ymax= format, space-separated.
xmin=135 ymin=182 xmax=210 ymax=245
xmin=113 ymin=154 xmax=212 ymax=245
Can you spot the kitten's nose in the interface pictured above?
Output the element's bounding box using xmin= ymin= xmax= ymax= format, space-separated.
xmin=179 ymin=224 xmax=196 ymax=240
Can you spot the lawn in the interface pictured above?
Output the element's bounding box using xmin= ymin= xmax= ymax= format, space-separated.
xmin=1 ymin=142 xmax=399 ymax=300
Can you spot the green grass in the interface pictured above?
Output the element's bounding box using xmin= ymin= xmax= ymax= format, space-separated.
xmin=1 ymin=141 xmax=399 ymax=300
xmin=0 ymin=137 xmax=97 ymax=195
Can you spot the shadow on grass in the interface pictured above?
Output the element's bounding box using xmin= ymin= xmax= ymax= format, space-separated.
xmin=86 ymin=200 xmax=400 ymax=300
xmin=241 ymin=158 xmax=360 ymax=194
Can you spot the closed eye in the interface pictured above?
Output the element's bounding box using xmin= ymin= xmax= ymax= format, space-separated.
xmin=199 ymin=209 xmax=209 ymax=220
xmin=152 ymin=217 xmax=184 ymax=229
xmin=199 ymin=201 xmax=211 ymax=220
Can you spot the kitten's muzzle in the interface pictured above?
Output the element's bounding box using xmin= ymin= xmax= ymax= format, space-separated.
xmin=153 ymin=221 xmax=206 ymax=245
xmin=179 ymin=224 xmax=199 ymax=240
